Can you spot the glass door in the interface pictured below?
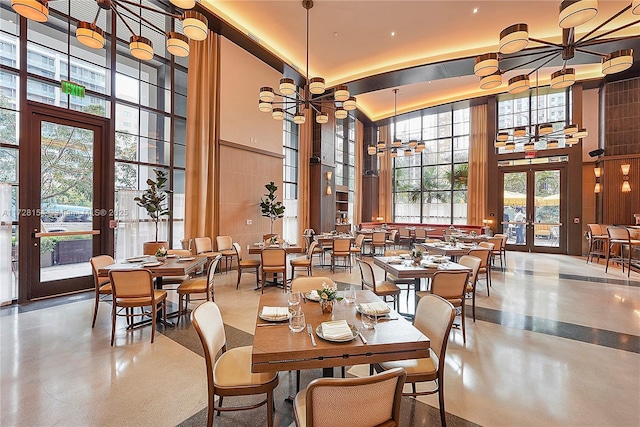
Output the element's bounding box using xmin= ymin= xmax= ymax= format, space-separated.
xmin=20 ymin=105 xmax=109 ymax=299
xmin=500 ymin=167 xmax=565 ymax=253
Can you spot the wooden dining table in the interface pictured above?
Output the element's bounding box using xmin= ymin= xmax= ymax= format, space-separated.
xmin=422 ymin=242 xmax=475 ymax=260
xmin=247 ymin=244 xmax=304 ymax=255
xmin=374 ymin=255 xmax=471 ymax=292
xmin=97 ymin=255 xmax=208 ymax=289
xmin=251 ymin=290 xmax=430 ymax=375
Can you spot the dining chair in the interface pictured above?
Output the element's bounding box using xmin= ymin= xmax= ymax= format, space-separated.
xmin=457 ymin=255 xmax=482 ymax=322
xmin=290 ymin=241 xmax=318 ymax=279
xmin=331 ymin=238 xmax=352 ymax=272
xmin=371 ymin=231 xmax=387 ymax=256
xmin=216 ymin=235 xmax=237 ymax=274
xmin=356 ymin=259 xmax=400 ymax=310
xmin=90 ymin=255 xmax=114 ymax=327
xmin=383 ymin=250 xmax=415 ymax=300
xmin=180 ymin=238 xmax=193 ymax=253
xmin=486 ymin=236 xmax=504 ymax=271
xmin=108 ymin=269 xmax=167 ymax=346
xmin=161 ymin=249 xmax=193 ymax=288
xmin=385 ymin=229 xmax=398 ymax=249
xmin=293 ymin=367 xmax=407 ymax=427
xmin=350 ymin=233 xmax=365 ymax=262
xmin=191 ymin=301 xmax=279 ymax=427
xmin=606 ymin=226 xmax=640 ymax=277
xmin=414 ymin=227 xmax=427 ymax=243
xmin=374 ymin=295 xmax=455 ymax=427
xmin=176 ymin=255 xmax=221 ymax=324
xmin=260 ymin=248 xmax=287 ymax=293
xmin=194 ymin=237 xmax=222 ymax=273
xmin=586 ymin=224 xmax=609 ymax=264
xmin=233 ymin=243 xmax=260 ymax=289
xmin=468 ymin=248 xmax=492 ymax=296
xmin=398 ymin=227 xmax=413 ymax=247
xmin=477 ymin=242 xmax=495 ymax=287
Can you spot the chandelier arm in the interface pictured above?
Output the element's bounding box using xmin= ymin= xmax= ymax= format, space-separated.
xmin=579 ymin=18 xmax=640 ymax=45
xmin=528 ymin=37 xmax=564 ymax=49
xmin=310 ymin=100 xmax=337 ymax=111
xmin=113 ymin=1 xmax=167 ymax=36
xmin=91 ymin=7 xmax=101 ymax=26
xmin=116 ymin=0 xmax=182 ymax=20
xmin=575 ymin=4 xmax=631 ymax=44
xmin=110 ymin=4 xmax=137 ymax=36
xmin=500 ymin=47 xmax=557 ymax=60
xmin=579 ymin=33 xmax=640 ymax=47
xmin=501 ymin=50 xmax=561 ymax=74
xmin=574 ymin=47 xmax=608 ymax=58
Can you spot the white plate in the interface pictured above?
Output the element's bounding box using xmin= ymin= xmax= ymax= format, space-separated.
xmin=166 ymin=254 xmax=177 ymax=258
xmin=258 ymin=308 xmax=293 ymax=322
xmin=356 ymin=304 xmax=390 ymax=317
xmin=305 ymin=292 xmax=321 ymax=302
xmin=141 ymin=261 xmax=162 ymax=267
xmin=315 ymin=323 xmax=358 ymax=342
xmin=126 ymin=256 xmax=146 ymax=263
xmin=177 ymin=257 xmax=195 ymax=262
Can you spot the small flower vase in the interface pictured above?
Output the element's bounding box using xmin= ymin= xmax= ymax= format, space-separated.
xmin=413 ymin=256 xmax=422 ymax=266
xmin=156 ymin=255 xmax=166 ymax=262
xmin=320 ymin=299 xmax=334 ymax=314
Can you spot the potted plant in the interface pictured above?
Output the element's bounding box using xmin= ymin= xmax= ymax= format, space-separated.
xmin=134 ymin=169 xmax=172 ymax=255
xmin=260 ymin=181 xmax=285 ymax=236
xmin=410 ymin=248 xmax=423 ymax=265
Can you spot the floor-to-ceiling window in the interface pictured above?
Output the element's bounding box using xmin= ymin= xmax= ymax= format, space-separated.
xmin=335 ymin=114 xmax=356 ymax=227
xmin=393 ymin=106 xmax=470 ymax=224
xmin=282 ymin=116 xmax=298 ymax=243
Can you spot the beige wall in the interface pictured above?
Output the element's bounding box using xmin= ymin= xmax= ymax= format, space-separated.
xmin=219 ymin=37 xmax=283 ymax=154
xmin=581 ymin=88 xmax=600 ymax=163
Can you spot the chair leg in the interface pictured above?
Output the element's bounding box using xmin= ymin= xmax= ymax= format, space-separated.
xmin=110 ymin=302 xmax=117 ymax=346
xmin=236 ymin=266 xmax=242 ymax=289
xmin=472 ymin=289 xmax=476 ymax=322
xmin=92 ymin=293 xmax=100 ymax=328
xmin=605 ymin=243 xmax=612 ymax=272
xmin=461 ymin=303 xmax=466 ymax=344
xmin=150 ymin=302 xmax=157 ymax=344
xmin=176 ymin=293 xmax=183 ymax=326
xmin=267 ymin=389 xmax=274 ymax=427
xmin=217 ymin=396 xmax=223 ymax=416
xmin=438 ymin=386 xmax=447 ymax=427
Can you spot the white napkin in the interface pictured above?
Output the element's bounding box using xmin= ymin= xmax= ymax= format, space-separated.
xmin=309 ymin=290 xmax=320 ymax=300
xmin=359 ymin=302 xmax=390 ymax=315
xmin=321 ymin=320 xmax=353 ymax=340
xmin=261 ymin=306 xmax=289 ymax=320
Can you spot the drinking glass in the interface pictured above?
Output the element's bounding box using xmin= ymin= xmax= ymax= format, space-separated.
xmin=289 ymin=310 xmax=305 ymax=333
xmin=361 ymin=312 xmax=377 ymax=330
xmin=288 ymin=291 xmax=301 ymax=307
xmin=344 ymin=286 xmax=357 ymax=304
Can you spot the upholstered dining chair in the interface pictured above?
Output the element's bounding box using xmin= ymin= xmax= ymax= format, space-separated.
xmin=417 ymin=270 xmax=469 ymax=343
xmin=477 ymin=241 xmax=495 ymax=287
xmin=90 ymin=255 xmax=114 ymax=327
xmin=293 ymin=367 xmax=407 ymax=427
xmin=108 ymin=269 xmax=167 ymax=346
xmin=385 ymin=229 xmax=398 ymax=249
xmin=194 ymin=237 xmax=222 ymax=273
xmin=356 ymin=259 xmax=400 ymax=310
xmin=350 ymin=233 xmax=365 ymax=262
xmin=383 ymin=249 xmax=415 ymax=299
xmin=486 ymin=237 xmax=504 ymax=271
xmin=414 ymin=227 xmax=427 ymax=243
xmin=606 ymin=226 xmax=640 ymax=277
xmin=290 ymin=241 xmax=318 ymax=279
xmin=161 ymin=249 xmax=193 ymax=288
xmin=371 ymin=231 xmax=387 ymax=256
xmin=457 ymin=255 xmax=482 ymax=322
xmin=467 ymin=248 xmax=492 ymax=296
xmin=398 ymin=227 xmax=413 ymax=247
xmin=176 ymin=255 xmax=221 ymax=324
xmin=374 ymin=295 xmax=455 ymax=427
xmin=191 ymin=301 xmax=279 ymax=427
xmin=260 ymin=248 xmax=287 ymax=293
xmin=586 ymin=224 xmax=609 ymax=264
xmin=330 ymin=238 xmax=352 ymax=272
xmin=216 ymin=235 xmax=237 ymax=274
xmin=233 ymin=243 xmax=260 ymax=289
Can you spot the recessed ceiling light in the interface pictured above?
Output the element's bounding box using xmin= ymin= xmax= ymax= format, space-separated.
xmin=333 ymin=32 xmax=338 ymax=36
xmin=391 ymin=31 xmax=395 ymax=36
xmin=473 ymin=7 xmax=478 ymax=13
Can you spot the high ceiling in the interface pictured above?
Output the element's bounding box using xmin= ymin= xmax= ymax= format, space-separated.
xmin=201 ymin=1 xmax=639 ymax=122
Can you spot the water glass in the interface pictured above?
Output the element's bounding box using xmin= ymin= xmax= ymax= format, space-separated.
xmin=361 ymin=312 xmax=377 ymax=330
xmin=344 ymin=286 xmax=357 ymax=304
xmin=289 ymin=310 xmax=305 ymax=333
xmin=288 ymin=291 xmax=301 ymax=307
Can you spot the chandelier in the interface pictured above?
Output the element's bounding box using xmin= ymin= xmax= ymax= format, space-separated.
xmin=367 ymin=89 xmax=424 ymax=158
xmin=495 ymin=70 xmax=588 ymax=153
xmin=474 ymin=0 xmax=640 ymax=93
xmin=258 ymin=0 xmax=356 ymax=125
xmin=10 ymin=0 xmax=208 ymax=61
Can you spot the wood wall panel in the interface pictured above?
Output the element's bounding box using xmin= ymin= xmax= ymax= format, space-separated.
xmin=218 ymin=143 xmax=283 ymax=256
xmin=601 ymin=156 xmax=640 ymax=225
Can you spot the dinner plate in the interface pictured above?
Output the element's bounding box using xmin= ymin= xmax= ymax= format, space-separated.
xmin=258 ymin=308 xmax=293 ymax=322
xmin=387 ymin=259 xmax=403 ymax=265
xmin=356 ymin=304 xmax=390 ymax=317
xmin=177 ymin=257 xmax=195 ymax=262
xmin=166 ymin=254 xmax=177 ymax=258
xmin=422 ymin=262 xmax=439 ymax=268
xmin=305 ymin=292 xmax=321 ymax=302
xmin=141 ymin=261 xmax=162 ymax=267
xmin=315 ymin=323 xmax=358 ymax=342
xmin=126 ymin=256 xmax=146 ymax=263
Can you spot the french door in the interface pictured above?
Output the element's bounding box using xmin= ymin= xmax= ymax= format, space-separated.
xmin=19 ymin=103 xmax=112 ymax=300
xmin=500 ymin=166 xmax=566 ymax=253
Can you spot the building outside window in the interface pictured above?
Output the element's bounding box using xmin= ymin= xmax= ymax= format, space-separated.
xmin=282 ymin=117 xmax=299 ymax=243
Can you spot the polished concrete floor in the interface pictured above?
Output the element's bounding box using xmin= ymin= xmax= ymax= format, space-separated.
xmin=2 ymin=251 xmax=639 ymax=426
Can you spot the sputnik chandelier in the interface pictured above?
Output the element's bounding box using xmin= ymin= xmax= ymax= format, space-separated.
xmin=11 ymin=0 xmax=208 ymax=60
xmin=258 ymin=0 xmax=357 ymax=125
xmin=367 ymin=89 xmax=425 ymax=158
xmin=474 ymin=0 xmax=640 ymax=93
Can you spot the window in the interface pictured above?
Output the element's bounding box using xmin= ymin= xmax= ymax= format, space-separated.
xmin=393 ymin=107 xmax=470 ymax=224
xmin=282 ymin=117 xmax=299 ymax=243
xmin=335 ymin=114 xmax=356 ymax=226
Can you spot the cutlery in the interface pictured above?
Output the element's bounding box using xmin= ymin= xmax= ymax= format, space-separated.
xmin=302 ymin=293 xmax=307 ymax=303
xmin=307 ymin=324 xmax=317 ymax=346
xmin=357 ymin=330 xmax=368 ymax=344
xmin=256 ymin=323 xmax=288 ymax=327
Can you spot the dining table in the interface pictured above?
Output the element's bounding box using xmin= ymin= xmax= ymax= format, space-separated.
xmin=251 ymin=290 xmax=430 ymax=377
xmin=374 ymin=255 xmax=471 ymax=293
xmin=421 ymin=242 xmax=475 ymax=261
xmin=247 ymin=244 xmax=304 ymax=255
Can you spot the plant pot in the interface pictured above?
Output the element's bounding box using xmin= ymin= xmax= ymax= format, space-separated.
xmin=320 ymin=299 xmax=334 ymax=314
xmin=413 ymin=256 xmax=423 ymax=266
xmin=143 ymin=241 xmax=169 ymax=256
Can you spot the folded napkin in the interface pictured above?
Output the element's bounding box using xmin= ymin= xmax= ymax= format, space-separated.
xmin=359 ymin=302 xmax=390 ymax=315
xmin=423 ymin=262 xmax=439 ymax=268
xmin=261 ymin=306 xmax=290 ymax=320
xmin=321 ymin=320 xmax=353 ymax=340
xmin=309 ymin=290 xmax=320 ymax=300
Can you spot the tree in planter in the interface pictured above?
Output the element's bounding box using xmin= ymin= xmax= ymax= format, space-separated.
xmin=134 ymin=169 xmax=172 ymax=243
xmin=260 ymin=181 xmax=285 ymax=235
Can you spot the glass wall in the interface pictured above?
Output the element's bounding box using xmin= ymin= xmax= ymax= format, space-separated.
xmin=393 ymin=107 xmax=470 ymax=224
